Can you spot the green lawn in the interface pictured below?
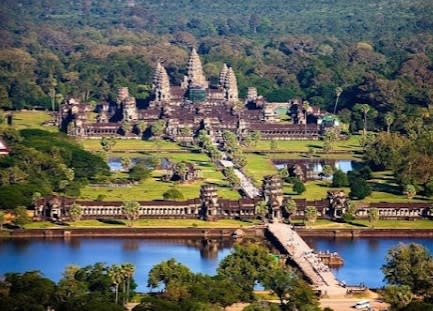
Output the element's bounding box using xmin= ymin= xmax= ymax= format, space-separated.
xmin=309 ymin=219 xmax=433 ymax=229
xmin=25 ymin=218 xmax=259 ymax=229
xmin=243 ymin=154 xmax=278 ymax=185
xmin=80 ymin=138 xmax=185 ymax=152
xmin=244 ymin=135 xmax=361 ymax=153
xmin=8 ymin=110 xmax=58 ymax=132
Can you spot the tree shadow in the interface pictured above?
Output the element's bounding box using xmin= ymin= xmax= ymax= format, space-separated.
xmin=97 ymin=219 xmax=126 ymax=225
xmin=370 ymin=181 xmax=401 ymax=195
xmin=307 ymin=144 xmax=322 ymax=149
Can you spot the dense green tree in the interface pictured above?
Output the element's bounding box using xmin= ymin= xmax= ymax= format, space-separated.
xmin=382 ymin=243 xmax=433 ymax=297
xmin=163 ymin=188 xmax=185 ymax=200
xmin=349 ymin=176 xmax=371 ymax=199
xmin=217 ymin=244 xmax=276 ymax=298
xmin=332 ymin=169 xmax=349 ymax=187
xmin=382 ymin=285 xmax=414 ymax=310
xmin=292 ymin=179 xmax=306 ymax=194
xmin=148 ymin=258 xmax=193 ymax=290
xmin=128 ymin=165 xmax=151 ymax=182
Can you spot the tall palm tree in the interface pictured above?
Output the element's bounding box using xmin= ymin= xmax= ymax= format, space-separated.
xmin=354 ymin=103 xmax=370 ymax=135
xmin=302 ymin=101 xmax=311 ymax=136
xmin=122 ymin=263 xmax=135 ymax=304
xmin=333 ymin=86 xmax=343 ymax=114
xmin=109 ymin=265 xmax=123 ymax=304
xmin=384 ymin=112 xmax=395 ymax=133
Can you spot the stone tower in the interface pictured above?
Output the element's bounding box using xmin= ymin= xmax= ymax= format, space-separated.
xmin=224 ymin=67 xmax=239 ymax=102
xmin=262 ymin=175 xmax=284 ymax=220
xmin=200 ymin=184 xmax=219 ymax=220
xmin=187 ymin=48 xmax=207 ymax=88
xmin=118 ymin=87 xmax=137 ymax=121
xmin=219 ymin=63 xmax=228 ymax=87
xmin=153 ymin=62 xmax=171 ymax=102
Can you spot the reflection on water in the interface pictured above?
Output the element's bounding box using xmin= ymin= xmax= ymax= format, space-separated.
xmin=303 ymin=237 xmax=433 ymax=288
xmin=2 ymin=236 xmax=433 ymax=290
xmin=0 ymin=238 xmax=234 ymax=291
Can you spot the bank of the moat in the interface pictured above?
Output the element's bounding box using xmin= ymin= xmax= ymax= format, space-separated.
xmin=4 ymin=226 xmax=433 ymax=239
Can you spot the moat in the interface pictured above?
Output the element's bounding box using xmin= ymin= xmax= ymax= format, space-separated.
xmin=1 ymin=237 xmax=432 ymax=291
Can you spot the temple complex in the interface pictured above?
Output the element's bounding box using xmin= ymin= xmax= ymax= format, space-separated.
xmin=34 ymin=184 xmax=433 ymax=222
xmin=60 ymin=49 xmax=337 ymax=141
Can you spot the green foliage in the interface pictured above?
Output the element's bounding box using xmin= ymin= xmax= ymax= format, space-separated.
xmin=217 ymin=243 xmax=276 ymax=299
xmin=147 ymin=258 xmax=193 ymax=289
xmin=151 ymin=120 xmax=166 ymax=138
xmin=121 ymin=201 xmax=140 ymax=227
xmin=13 ymin=206 xmax=31 ymax=226
xmin=348 ymin=171 xmax=371 ymax=199
xmin=293 ymin=179 xmax=306 ymax=194
xmin=1 ymin=271 xmax=56 ymax=310
xmin=382 ymin=243 xmax=433 ymax=298
xmin=128 ymin=165 xmax=152 ymax=182
xmin=368 ymin=208 xmax=380 ymax=228
xmin=382 ymin=285 xmax=414 ymax=310
xmin=69 ymin=203 xmax=82 ymax=222
xmin=332 ymin=169 xmax=349 ymax=187
xmin=404 ymin=184 xmax=417 ymax=199
xmin=304 ymin=206 xmax=318 ymax=225
xmin=163 ymin=188 xmax=185 ymax=200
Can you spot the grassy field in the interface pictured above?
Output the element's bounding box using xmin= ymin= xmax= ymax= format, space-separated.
xmin=7 ymin=110 xmax=58 ymax=132
xmin=244 ymin=135 xmax=361 ymax=153
xmin=80 ymin=138 xmax=185 ymax=152
xmin=24 ymin=218 xmax=258 ymax=229
xmin=308 ymin=219 xmax=433 ymax=229
xmin=243 ymin=154 xmax=278 ymax=184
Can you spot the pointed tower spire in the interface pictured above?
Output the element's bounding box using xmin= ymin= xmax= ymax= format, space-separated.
xmin=152 ymin=62 xmax=162 ymax=91
xmin=187 ymin=48 xmax=207 ymax=88
xmin=224 ymin=67 xmax=239 ymax=102
xmin=219 ymin=63 xmax=228 ymax=87
xmin=153 ymin=63 xmax=171 ymax=102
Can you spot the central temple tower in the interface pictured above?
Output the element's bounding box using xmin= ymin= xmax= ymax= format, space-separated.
xmin=187 ymin=48 xmax=207 ymax=88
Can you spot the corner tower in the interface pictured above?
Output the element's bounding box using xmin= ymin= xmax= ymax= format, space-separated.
xmin=153 ymin=62 xmax=171 ymax=102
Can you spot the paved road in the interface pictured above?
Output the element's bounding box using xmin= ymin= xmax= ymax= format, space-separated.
xmin=220 ymin=159 xmax=261 ymax=198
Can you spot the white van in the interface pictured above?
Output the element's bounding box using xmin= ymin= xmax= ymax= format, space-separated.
xmin=354 ymin=300 xmax=370 ymax=309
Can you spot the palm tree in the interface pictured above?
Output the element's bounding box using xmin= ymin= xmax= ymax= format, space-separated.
xmin=121 ymin=201 xmax=141 ymax=227
xmin=333 ymin=86 xmax=343 ymax=114
xmin=354 ymin=103 xmax=370 ymax=135
xmin=122 ymin=263 xmax=135 ymax=304
xmin=384 ymin=112 xmax=395 ymax=133
xmin=109 ymin=264 xmax=123 ymax=304
xmin=302 ymin=100 xmax=310 ymax=136
xmin=69 ymin=203 xmax=82 ymax=222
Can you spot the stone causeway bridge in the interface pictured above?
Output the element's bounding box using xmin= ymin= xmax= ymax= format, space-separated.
xmin=267 ymin=223 xmax=348 ymax=297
